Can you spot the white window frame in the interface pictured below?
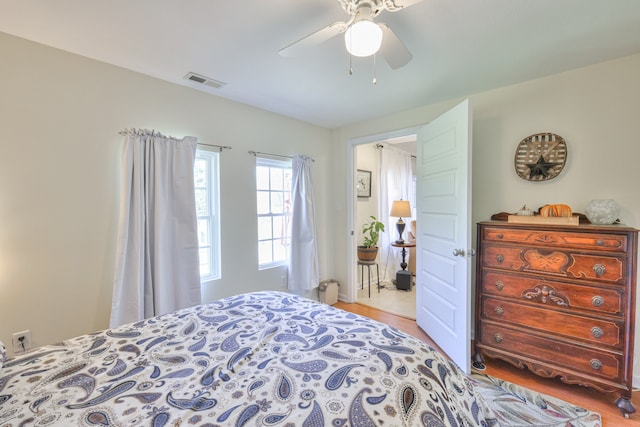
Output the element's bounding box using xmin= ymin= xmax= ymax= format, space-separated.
xmin=195 ymin=147 xmax=221 ymax=281
xmin=256 ymin=156 xmax=292 ymax=270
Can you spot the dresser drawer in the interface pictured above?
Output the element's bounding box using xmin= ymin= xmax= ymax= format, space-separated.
xmin=481 ymin=297 xmax=624 ymax=348
xmin=567 ymin=253 xmax=624 ymax=283
xmin=481 ymin=245 xmax=527 ymax=270
xmin=478 ymin=322 xmax=623 ymax=382
xmin=482 ymin=244 xmax=625 ymax=283
xmin=482 ymin=271 xmax=624 ymax=316
xmin=482 ymin=227 xmax=628 ymax=253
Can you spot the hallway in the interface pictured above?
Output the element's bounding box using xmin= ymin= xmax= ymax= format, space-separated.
xmin=356 ymin=280 xmax=416 ymax=320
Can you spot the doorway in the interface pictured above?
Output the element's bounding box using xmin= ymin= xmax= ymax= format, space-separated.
xmin=353 ymin=136 xmax=417 ymax=319
xmin=347 ymin=99 xmax=473 ymax=372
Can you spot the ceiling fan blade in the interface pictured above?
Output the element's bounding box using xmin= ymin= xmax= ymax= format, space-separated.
xmin=382 ymin=0 xmax=426 ymax=12
xmin=379 ymin=23 xmax=413 ymax=69
xmin=278 ymin=22 xmax=347 ymax=57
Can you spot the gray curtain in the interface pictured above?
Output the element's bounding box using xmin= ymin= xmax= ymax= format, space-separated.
xmin=378 ymin=145 xmax=413 ymax=284
xmin=288 ymin=155 xmax=320 ymax=290
xmin=110 ymin=129 xmax=201 ymax=327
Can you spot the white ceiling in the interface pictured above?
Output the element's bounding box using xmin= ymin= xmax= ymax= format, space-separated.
xmin=2 ymin=1 xmax=640 ymax=129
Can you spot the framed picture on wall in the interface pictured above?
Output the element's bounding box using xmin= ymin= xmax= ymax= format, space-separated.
xmin=357 ymin=169 xmax=372 ymax=198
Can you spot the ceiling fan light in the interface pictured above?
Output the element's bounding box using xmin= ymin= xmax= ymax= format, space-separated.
xmin=345 ymin=20 xmax=383 ymax=57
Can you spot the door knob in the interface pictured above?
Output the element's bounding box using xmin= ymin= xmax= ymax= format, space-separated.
xmin=453 ymin=248 xmax=465 ymax=257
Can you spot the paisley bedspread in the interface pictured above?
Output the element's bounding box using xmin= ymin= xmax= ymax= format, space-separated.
xmin=0 ymin=291 xmax=495 ymax=426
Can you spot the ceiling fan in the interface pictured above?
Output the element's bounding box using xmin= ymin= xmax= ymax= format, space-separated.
xmin=278 ymin=0 xmax=425 ymax=70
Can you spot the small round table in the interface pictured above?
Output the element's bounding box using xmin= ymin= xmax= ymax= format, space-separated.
xmin=391 ymin=242 xmax=415 ymax=291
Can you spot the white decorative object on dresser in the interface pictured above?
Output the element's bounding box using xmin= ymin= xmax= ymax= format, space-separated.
xmin=473 ymin=221 xmax=638 ymax=418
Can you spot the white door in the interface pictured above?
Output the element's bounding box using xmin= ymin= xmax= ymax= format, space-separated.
xmin=415 ymin=99 xmax=473 ymax=374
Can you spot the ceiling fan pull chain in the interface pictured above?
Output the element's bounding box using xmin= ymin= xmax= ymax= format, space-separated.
xmin=349 ymin=51 xmax=353 ymax=75
xmin=372 ymin=53 xmax=377 ymax=85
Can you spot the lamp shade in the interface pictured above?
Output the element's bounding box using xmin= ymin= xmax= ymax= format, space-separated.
xmin=390 ymin=200 xmax=411 ymax=218
xmin=344 ymin=20 xmax=383 ymax=57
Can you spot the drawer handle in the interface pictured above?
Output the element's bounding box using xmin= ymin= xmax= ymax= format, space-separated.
xmin=593 ymin=264 xmax=606 ymax=277
xmin=496 ymin=254 xmax=504 ymax=264
xmin=596 ymin=239 xmax=604 ymax=246
xmin=495 ymin=281 xmax=504 ymax=291
xmin=495 ymin=306 xmax=504 ymax=316
xmin=496 ymin=233 xmax=504 ymax=239
xmin=591 ymin=326 xmax=604 ymax=339
xmin=590 ymin=359 xmax=603 ymax=371
xmin=493 ymin=333 xmax=503 ymax=343
xmin=592 ymin=296 xmax=604 ymax=307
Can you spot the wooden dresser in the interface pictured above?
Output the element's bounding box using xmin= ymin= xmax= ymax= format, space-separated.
xmin=474 ymin=221 xmax=638 ymax=417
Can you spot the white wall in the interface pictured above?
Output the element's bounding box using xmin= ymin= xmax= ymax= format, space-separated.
xmin=356 ymin=144 xmax=379 ymax=244
xmin=0 ymin=33 xmax=332 ymax=352
xmin=331 ymin=53 xmax=640 ymax=384
xmin=355 ymin=144 xmax=380 ymax=285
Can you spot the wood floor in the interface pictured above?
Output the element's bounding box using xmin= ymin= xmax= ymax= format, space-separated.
xmin=334 ymin=301 xmax=640 ymax=426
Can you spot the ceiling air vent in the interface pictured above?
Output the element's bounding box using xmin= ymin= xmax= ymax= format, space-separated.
xmin=184 ymin=72 xmax=226 ymax=89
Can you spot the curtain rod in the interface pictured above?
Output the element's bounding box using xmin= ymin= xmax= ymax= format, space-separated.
xmin=198 ymin=142 xmax=232 ymax=152
xmin=248 ymin=150 xmax=315 ymax=162
xmin=376 ymin=143 xmax=416 ymax=159
xmin=118 ymin=130 xmax=231 ymax=152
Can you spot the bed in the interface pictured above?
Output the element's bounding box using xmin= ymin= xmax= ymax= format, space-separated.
xmin=0 ymin=291 xmax=497 ymax=426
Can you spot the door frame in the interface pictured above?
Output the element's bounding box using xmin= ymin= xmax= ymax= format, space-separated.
xmin=346 ymin=126 xmax=422 ymax=303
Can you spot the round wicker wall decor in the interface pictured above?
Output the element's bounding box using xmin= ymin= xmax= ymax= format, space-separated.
xmin=514 ymin=132 xmax=567 ymax=181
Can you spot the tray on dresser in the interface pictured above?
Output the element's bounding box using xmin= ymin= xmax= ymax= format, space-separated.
xmin=507 ymin=214 xmax=579 ymax=225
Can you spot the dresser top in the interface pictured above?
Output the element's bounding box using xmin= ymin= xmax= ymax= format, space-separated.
xmin=478 ymin=220 xmax=638 ymax=234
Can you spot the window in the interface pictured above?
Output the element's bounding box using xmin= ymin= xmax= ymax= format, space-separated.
xmin=256 ymin=157 xmax=292 ymax=269
xmin=194 ymin=148 xmax=221 ymax=281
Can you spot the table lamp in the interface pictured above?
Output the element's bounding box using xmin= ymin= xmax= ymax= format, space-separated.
xmin=390 ymin=200 xmax=411 ymax=244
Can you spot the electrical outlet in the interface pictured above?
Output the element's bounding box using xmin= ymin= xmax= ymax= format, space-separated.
xmin=12 ymin=330 xmax=32 ymax=353
xmin=280 ymin=269 xmax=288 ymax=288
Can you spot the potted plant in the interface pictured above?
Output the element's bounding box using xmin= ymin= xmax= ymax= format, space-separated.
xmin=357 ymin=216 xmax=385 ymax=262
